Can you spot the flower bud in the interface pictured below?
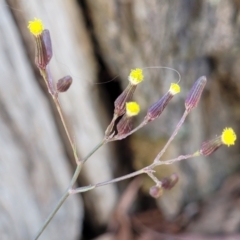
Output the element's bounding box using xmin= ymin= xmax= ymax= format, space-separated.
xmin=116 ymin=115 xmax=133 ymax=136
xmin=200 ymin=138 xmax=221 ymax=156
xmin=57 ymin=75 xmax=73 ymax=92
xmin=116 ymin=102 xmax=140 ymax=136
xmin=149 ymin=185 xmax=163 ymax=198
xmin=34 ymin=29 xmax=53 ymax=69
xmin=114 ymin=84 xmax=136 ymax=116
xmin=28 ymin=19 xmax=53 ymax=69
xmin=185 ymin=76 xmax=207 ymax=111
xmin=161 ymin=173 xmax=179 ymax=190
xmin=145 ymin=83 xmax=180 ymax=122
xmin=200 ymin=127 xmax=237 ymax=156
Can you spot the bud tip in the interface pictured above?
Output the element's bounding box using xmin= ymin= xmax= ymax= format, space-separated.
xmin=169 ymin=83 xmax=181 ymax=95
xmin=126 ymin=102 xmax=140 ymax=117
xmin=128 ymin=68 xmax=144 ymax=85
xmin=28 ymin=18 xmax=44 ymax=36
xmin=221 ymin=127 xmax=237 ymax=147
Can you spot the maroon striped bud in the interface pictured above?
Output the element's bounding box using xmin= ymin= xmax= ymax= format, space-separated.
xmin=116 ymin=115 xmax=133 ymax=136
xmin=116 ymin=102 xmax=140 ymax=137
xmin=57 ymin=75 xmax=73 ymax=92
xmin=34 ymin=29 xmax=52 ymax=69
xmin=145 ymin=83 xmax=180 ymax=122
xmin=200 ymin=137 xmax=222 ymax=156
xmin=185 ymin=76 xmax=207 ymax=111
xmin=145 ymin=92 xmax=173 ymax=122
xmin=149 ymin=186 xmax=162 ymax=198
xmin=114 ymin=84 xmax=137 ymax=117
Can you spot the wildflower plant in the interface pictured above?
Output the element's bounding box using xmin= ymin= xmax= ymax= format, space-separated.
xmin=28 ymin=18 xmax=237 ymax=240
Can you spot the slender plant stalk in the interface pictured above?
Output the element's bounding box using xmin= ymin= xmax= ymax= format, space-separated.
xmin=40 ymin=68 xmax=80 ymax=165
xmin=71 ymin=153 xmax=198 ymax=195
xmin=154 ymin=110 xmax=189 ymax=162
xmin=34 ymin=140 xmax=104 ymax=240
xmin=36 ymin=66 xmax=105 ymax=239
xmin=71 ymin=169 xmax=145 ymax=194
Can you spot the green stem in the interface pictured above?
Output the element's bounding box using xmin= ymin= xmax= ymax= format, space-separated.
xmin=34 ymin=140 xmax=104 ymax=240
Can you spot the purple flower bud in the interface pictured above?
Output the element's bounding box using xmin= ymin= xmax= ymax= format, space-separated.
xmin=145 ymin=92 xmax=173 ymax=122
xmin=200 ymin=137 xmax=222 ymax=156
xmin=161 ymin=173 xmax=179 ymax=190
xmin=149 ymin=186 xmax=162 ymax=198
xmin=35 ymin=29 xmax=52 ymax=69
xmin=116 ymin=115 xmax=133 ymax=137
xmin=185 ymin=76 xmax=207 ymax=111
xmin=57 ymin=75 xmax=73 ymax=92
xmin=145 ymin=83 xmax=180 ymax=122
xmin=114 ymin=84 xmax=137 ymax=117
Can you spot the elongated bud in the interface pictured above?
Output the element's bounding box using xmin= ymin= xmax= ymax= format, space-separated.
xmin=28 ymin=19 xmax=53 ymax=69
xmin=114 ymin=84 xmax=137 ymax=116
xmin=161 ymin=173 xmax=179 ymax=190
xmin=185 ymin=76 xmax=207 ymax=111
xmin=116 ymin=102 xmax=140 ymax=136
xmin=200 ymin=127 xmax=237 ymax=156
xmin=145 ymin=83 xmax=180 ymax=122
xmin=149 ymin=186 xmax=163 ymax=198
xmin=57 ymin=76 xmax=73 ymax=92
xmin=200 ymin=138 xmax=222 ymax=156
xmin=34 ymin=29 xmax=52 ymax=69
xmin=116 ymin=115 xmax=133 ymax=136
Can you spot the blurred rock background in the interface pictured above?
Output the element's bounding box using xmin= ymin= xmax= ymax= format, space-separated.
xmin=0 ymin=0 xmax=240 ymax=239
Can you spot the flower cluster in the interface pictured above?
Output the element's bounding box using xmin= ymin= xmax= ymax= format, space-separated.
xmin=28 ymin=18 xmax=237 ymax=239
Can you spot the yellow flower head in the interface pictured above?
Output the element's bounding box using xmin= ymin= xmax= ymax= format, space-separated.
xmin=128 ymin=68 xmax=144 ymax=85
xmin=28 ymin=18 xmax=44 ymax=36
xmin=126 ymin=102 xmax=140 ymax=117
xmin=169 ymin=83 xmax=181 ymax=95
xmin=221 ymin=127 xmax=237 ymax=147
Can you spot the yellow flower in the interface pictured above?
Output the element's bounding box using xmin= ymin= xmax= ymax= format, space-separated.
xmin=126 ymin=102 xmax=140 ymax=117
xmin=169 ymin=83 xmax=180 ymax=95
xmin=128 ymin=68 xmax=144 ymax=85
xmin=28 ymin=18 xmax=44 ymax=36
xmin=221 ymin=127 xmax=237 ymax=147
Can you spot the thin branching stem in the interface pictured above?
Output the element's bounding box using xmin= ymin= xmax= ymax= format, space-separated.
xmin=41 ymin=68 xmax=80 ymax=165
xmin=154 ymin=109 xmax=189 ymax=163
xmin=35 ymin=66 xmax=105 ymax=239
xmin=71 ymin=153 xmax=198 ymax=195
xmin=71 ymin=169 xmax=145 ymax=194
xmin=34 ymin=140 xmax=104 ymax=240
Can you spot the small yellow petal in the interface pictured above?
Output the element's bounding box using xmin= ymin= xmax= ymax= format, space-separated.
xmin=221 ymin=127 xmax=237 ymax=147
xmin=169 ymin=83 xmax=181 ymax=95
xmin=126 ymin=102 xmax=140 ymax=117
xmin=28 ymin=18 xmax=44 ymax=36
xmin=128 ymin=68 xmax=144 ymax=85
